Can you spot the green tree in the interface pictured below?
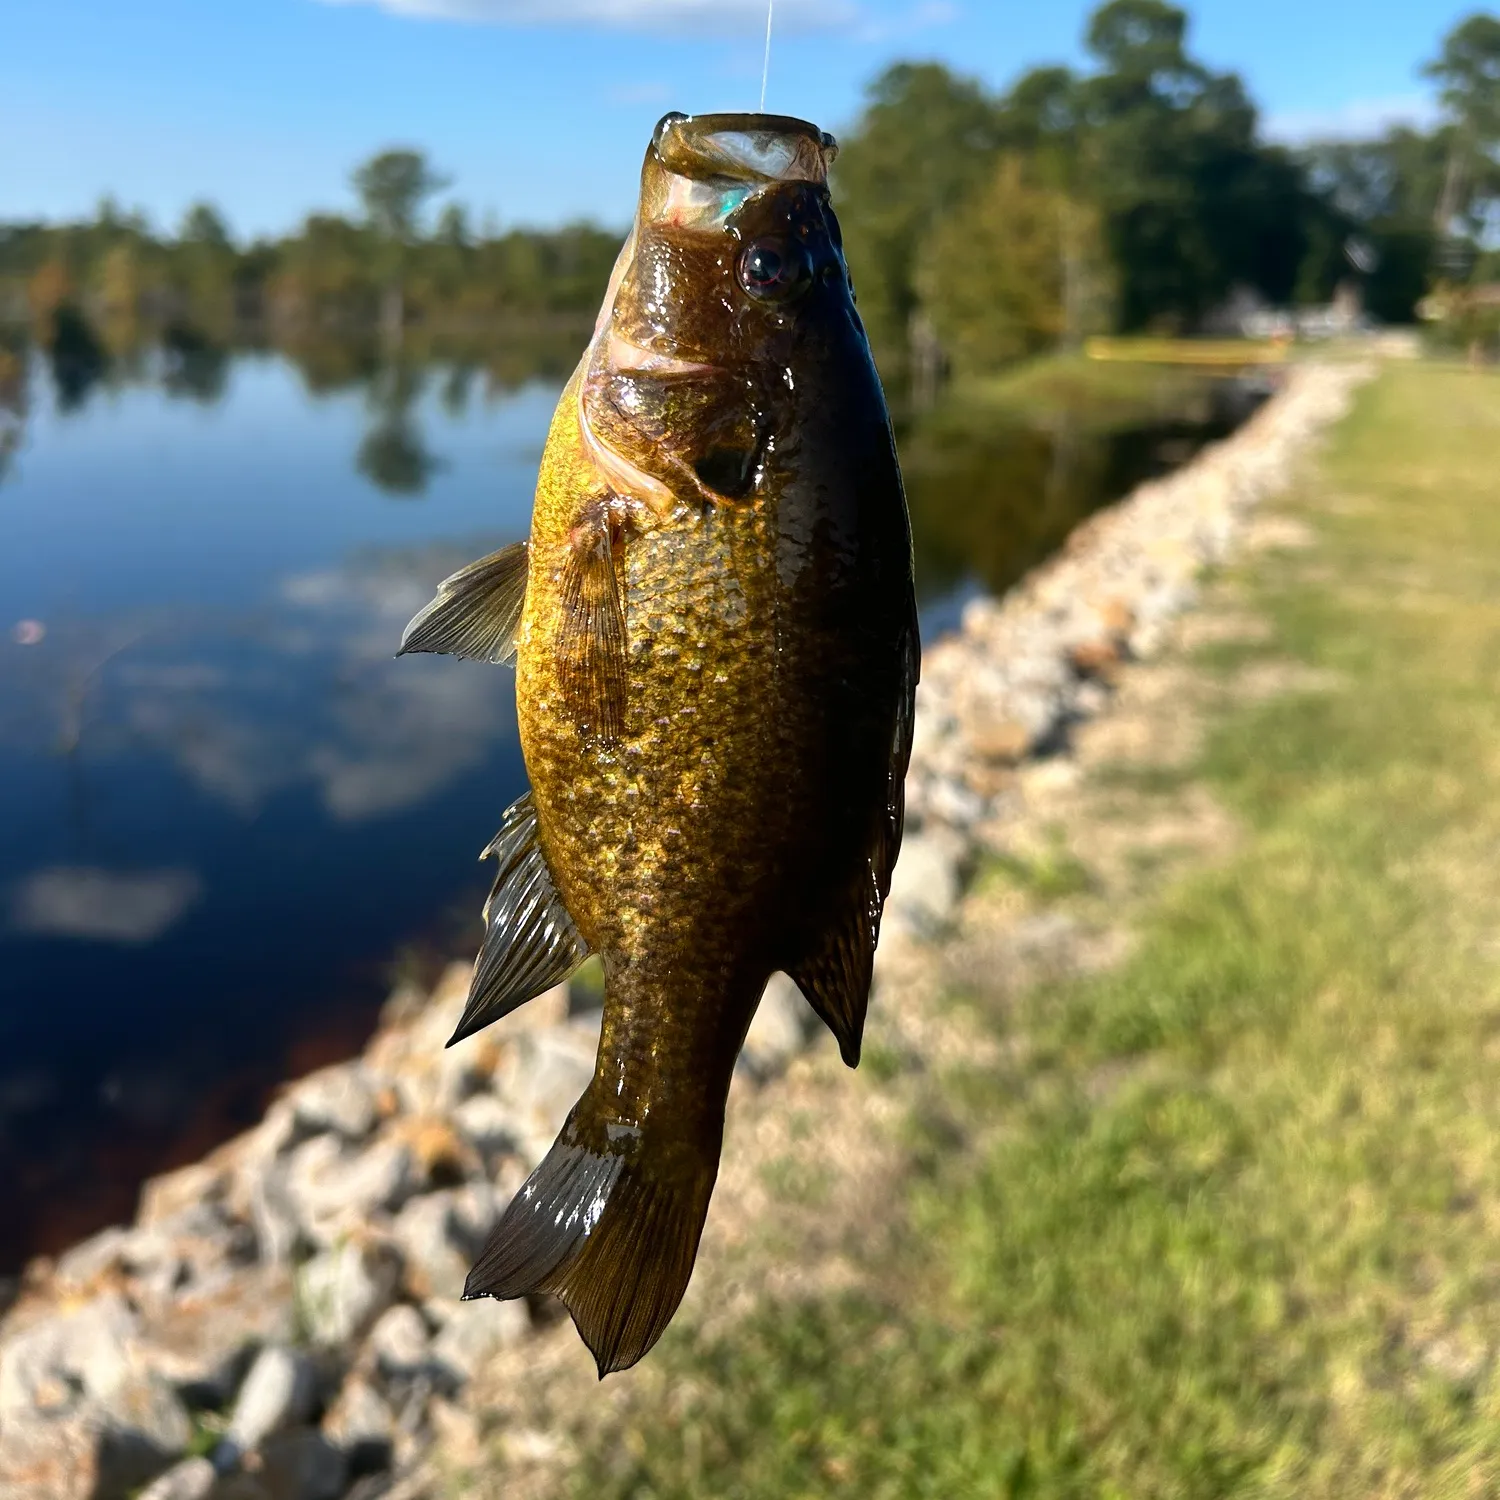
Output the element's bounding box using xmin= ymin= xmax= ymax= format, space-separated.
xmin=918 ymin=156 xmax=1113 ymax=374
xmin=1424 ymin=14 xmax=1500 ymax=251
xmin=180 ymin=201 xmax=232 ymax=249
xmin=352 ymin=149 xmax=451 ymax=343
xmin=832 ymin=63 xmax=1004 ymax=368
xmin=352 ymin=149 xmax=451 ymax=242
xmin=1076 ymin=0 xmax=1268 ymax=329
xmin=1301 ymin=127 xmax=1449 ymax=319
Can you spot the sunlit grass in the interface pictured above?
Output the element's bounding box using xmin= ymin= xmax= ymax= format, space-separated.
xmin=955 ymin=352 xmax=1223 ymax=432
xmin=569 ymin=366 xmax=1500 ymax=1497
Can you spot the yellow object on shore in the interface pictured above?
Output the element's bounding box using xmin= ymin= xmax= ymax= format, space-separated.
xmin=1085 ymin=336 xmax=1290 ymax=367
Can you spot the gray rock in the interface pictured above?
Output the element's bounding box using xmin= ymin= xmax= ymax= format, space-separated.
xmin=0 ymin=1410 xmax=107 ymax=1500
xmin=926 ymin=775 xmax=986 ymax=828
xmin=0 ymin=1291 xmax=191 ymax=1484
xmin=321 ymin=1375 xmax=394 ymax=1471
xmin=52 ymin=1225 xmax=138 ymax=1288
xmin=297 ymin=1239 xmax=402 ymax=1346
xmin=247 ymin=1161 xmax=303 ymax=1266
xmin=386 ymin=1182 xmax=497 ymax=1302
xmin=446 ymin=1180 xmax=499 ymax=1255
xmin=140 ymin=1264 xmax=297 ymax=1410
xmin=223 ymin=1346 xmax=317 ymax=1455
xmin=94 ymin=1370 xmax=193 ymax=1472
xmin=205 ymin=1477 xmax=272 ymax=1500
xmin=429 ymin=1298 xmax=529 ymax=1387
xmin=283 ymin=1135 xmax=419 ymax=1247
xmin=366 ymin=1304 xmax=432 ymax=1382
xmin=883 ymin=827 xmax=968 ymax=939
xmin=139 ymin=1456 xmax=217 ymax=1500
xmin=254 ymin=1428 xmax=347 ymax=1500
xmin=286 ymin=1065 xmax=380 ymax=1142
xmin=387 ymin=1194 xmax=468 ymax=1302
xmin=0 ymin=1398 xmax=189 ymax=1500
xmin=449 ymin=1093 xmax=519 ymax=1162
xmin=738 ymin=973 xmax=811 ymax=1081
xmin=0 ymin=1293 xmax=137 ymax=1422
xmin=490 ymin=1026 xmax=597 ymax=1158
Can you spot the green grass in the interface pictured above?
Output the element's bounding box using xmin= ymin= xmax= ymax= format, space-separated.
xmin=975 ymin=838 xmax=1096 ymax=902
xmin=570 ymin=365 xmax=1500 ymax=1498
xmin=950 ymin=352 xmax=1224 ymax=432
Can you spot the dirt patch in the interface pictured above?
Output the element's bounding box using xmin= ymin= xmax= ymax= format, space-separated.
xmin=1233 ymin=661 xmax=1350 ymax=700
xmin=1244 ymin=514 xmax=1318 ymax=552
xmin=1173 ymin=612 xmax=1274 ymax=650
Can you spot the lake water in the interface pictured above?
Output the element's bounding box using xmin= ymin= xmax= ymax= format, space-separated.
xmin=0 ymin=342 xmax=1254 ymax=1275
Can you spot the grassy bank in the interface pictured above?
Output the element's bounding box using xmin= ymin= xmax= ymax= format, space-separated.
xmin=566 ymin=363 xmax=1500 ymax=1497
xmin=947 ymin=351 xmax=1239 ymax=432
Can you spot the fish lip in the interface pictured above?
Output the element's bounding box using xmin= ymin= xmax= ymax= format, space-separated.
xmin=653 ymin=111 xmax=837 ymax=184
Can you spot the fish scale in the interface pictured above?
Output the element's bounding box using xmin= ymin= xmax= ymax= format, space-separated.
xmin=398 ymin=110 xmax=916 ymax=1375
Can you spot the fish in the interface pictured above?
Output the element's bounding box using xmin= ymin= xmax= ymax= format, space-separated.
xmin=399 ymin=110 xmax=918 ymax=1376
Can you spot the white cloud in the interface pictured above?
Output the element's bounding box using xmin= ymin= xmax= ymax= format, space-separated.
xmin=1263 ymin=95 xmax=1437 ymax=146
xmin=9 ymin=867 xmax=203 ymax=944
xmin=314 ymin=0 xmax=859 ymax=36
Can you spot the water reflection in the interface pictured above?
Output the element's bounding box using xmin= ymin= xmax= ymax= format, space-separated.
xmin=9 ymin=866 xmax=203 ymax=944
xmin=0 ymin=327 xmax=1257 ymax=1276
xmin=114 ymin=547 xmax=518 ymax=821
xmin=902 ymin=382 xmax=1259 ymax=611
xmin=356 ymin=364 xmax=444 ymax=496
xmin=48 ymin=305 xmax=110 ymax=412
xmin=161 ymin=322 xmax=230 ymax=404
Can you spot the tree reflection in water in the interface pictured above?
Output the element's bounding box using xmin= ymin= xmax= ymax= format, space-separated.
xmin=356 ymin=362 xmax=444 ymax=496
xmin=901 ymin=380 xmax=1258 ymax=616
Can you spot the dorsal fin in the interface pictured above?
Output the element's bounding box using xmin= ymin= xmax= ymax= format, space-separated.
xmin=398 ymin=540 xmax=529 ymax=664
xmin=447 ymin=791 xmax=590 ymax=1046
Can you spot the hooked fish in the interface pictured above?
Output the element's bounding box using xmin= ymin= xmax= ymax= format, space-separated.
xmin=399 ymin=111 xmax=917 ymax=1375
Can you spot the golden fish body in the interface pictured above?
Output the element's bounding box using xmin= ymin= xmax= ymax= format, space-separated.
xmin=401 ymin=112 xmax=916 ymax=1374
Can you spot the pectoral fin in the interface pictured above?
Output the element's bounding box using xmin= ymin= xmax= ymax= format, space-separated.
xmin=398 ymin=541 xmax=529 ymax=664
xmin=557 ymin=518 xmax=627 ymax=743
xmin=448 ymin=791 xmax=590 ymax=1046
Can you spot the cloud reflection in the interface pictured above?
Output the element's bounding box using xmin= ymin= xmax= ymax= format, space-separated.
xmin=9 ymin=867 xmax=203 ymax=944
xmin=118 ymin=545 xmax=518 ymax=823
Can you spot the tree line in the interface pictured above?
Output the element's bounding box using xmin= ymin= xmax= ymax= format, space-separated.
xmin=0 ymin=151 xmax=621 ymax=357
xmin=834 ymin=1 xmax=1500 ymax=379
xmin=1 ymin=0 xmax=1496 ymax=387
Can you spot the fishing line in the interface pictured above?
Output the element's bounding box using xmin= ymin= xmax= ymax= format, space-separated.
xmin=758 ymin=0 xmax=775 ymax=114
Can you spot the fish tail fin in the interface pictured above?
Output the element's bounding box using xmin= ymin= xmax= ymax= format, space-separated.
xmin=463 ymin=1088 xmax=719 ymax=1377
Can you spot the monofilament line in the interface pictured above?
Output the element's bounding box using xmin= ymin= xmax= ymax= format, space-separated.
xmin=758 ymin=0 xmax=775 ymax=114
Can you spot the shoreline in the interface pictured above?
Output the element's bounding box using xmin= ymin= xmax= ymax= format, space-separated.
xmin=0 ymin=359 xmax=1372 ymax=1500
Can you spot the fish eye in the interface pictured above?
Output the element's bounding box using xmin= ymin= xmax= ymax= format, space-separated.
xmin=738 ymin=237 xmax=812 ymax=302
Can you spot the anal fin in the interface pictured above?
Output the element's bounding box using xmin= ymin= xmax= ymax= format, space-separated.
xmin=557 ymin=514 xmax=627 ymax=743
xmin=399 ymin=540 xmax=529 ymax=664
xmin=448 ymin=791 xmax=590 ymax=1046
xmin=790 ymin=861 xmax=881 ymax=1068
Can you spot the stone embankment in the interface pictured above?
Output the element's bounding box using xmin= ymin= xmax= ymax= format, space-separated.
xmin=0 ymin=361 xmax=1369 ymax=1500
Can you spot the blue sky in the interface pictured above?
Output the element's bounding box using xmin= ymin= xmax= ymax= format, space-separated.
xmin=0 ymin=0 xmax=1472 ymax=238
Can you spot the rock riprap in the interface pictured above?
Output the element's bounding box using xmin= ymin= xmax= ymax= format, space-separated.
xmin=0 ymin=361 xmax=1369 ymax=1499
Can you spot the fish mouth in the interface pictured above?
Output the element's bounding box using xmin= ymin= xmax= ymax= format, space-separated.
xmin=651 ymin=112 xmax=836 ymax=187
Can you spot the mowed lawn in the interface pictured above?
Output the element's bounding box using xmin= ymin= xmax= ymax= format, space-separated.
xmin=571 ymin=364 xmax=1500 ymax=1498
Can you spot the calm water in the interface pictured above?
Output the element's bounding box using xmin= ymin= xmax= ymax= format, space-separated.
xmin=0 ymin=344 xmax=1253 ymax=1274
